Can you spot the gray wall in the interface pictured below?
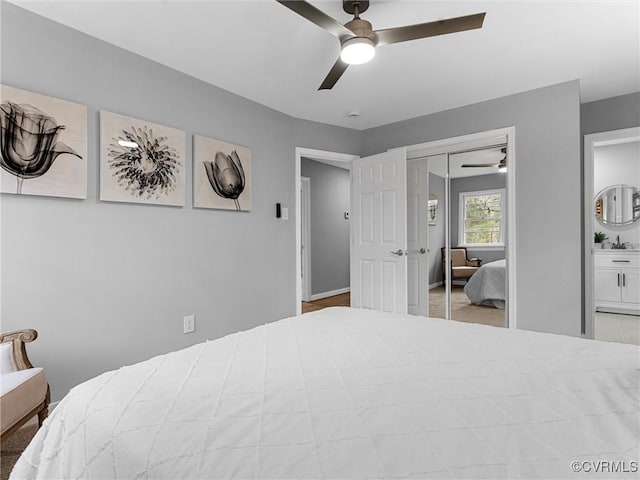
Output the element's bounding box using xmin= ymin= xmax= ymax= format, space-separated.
xmin=0 ymin=3 xmax=361 ymax=401
xmin=581 ymin=92 xmax=640 ymax=136
xmin=363 ymin=81 xmax=583 ymax=337
xmin=450 ymin=173 xmax=507 ymax=264
xmin=300 ymin=158 xmax=350 ymax=295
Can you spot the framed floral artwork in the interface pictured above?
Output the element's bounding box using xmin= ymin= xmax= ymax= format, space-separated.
xmin=428 ymin=194 xmax=438 ymax=226
xmin=0 ymin=84 xmax=87 ymax=199
xmin=100 ymin=111 xmax=185 ymax=206
xmin=193 ymin=134 xmax=252 ymax=211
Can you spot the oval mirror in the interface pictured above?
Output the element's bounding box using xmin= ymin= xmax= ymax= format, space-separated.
xmin=595 ymin=184 xmax=640 ymax=226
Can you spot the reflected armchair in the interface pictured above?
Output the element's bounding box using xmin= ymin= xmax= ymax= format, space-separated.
xmin=441 ymin=247 xmax=482 ymax=282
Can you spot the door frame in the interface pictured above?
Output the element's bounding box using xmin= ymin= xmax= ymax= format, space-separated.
xmin=300 ymin=176 xmax=311 ymax=302
xmin=295 ymin=147 xmax=359 ymax=314
xmin=406 ymin=158 xmax=431 ymax=316
xmin=583 ymin=126 xmax=640 ymax=339
xmin=404 ymin=127 xmax=517 ymax=328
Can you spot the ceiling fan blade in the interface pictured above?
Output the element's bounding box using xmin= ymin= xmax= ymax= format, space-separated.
xmin=276 ymin=1 xmax=354 ymax=41
xmin=319 ymin=58 xmax=349 ymax=90
xmin=461 ymin=163 xmax=499 ymax=168
xmin=375 ymin=12 xmax=486 ymax=46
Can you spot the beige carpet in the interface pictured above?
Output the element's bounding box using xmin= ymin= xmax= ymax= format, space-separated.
xmin=429 ymin=285 xmax=506 ymax=328
xmin=1 ymin=419 xmax=38 ymax=480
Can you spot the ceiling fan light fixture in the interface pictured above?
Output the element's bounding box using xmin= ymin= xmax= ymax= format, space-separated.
xmin=340 ymin=37 xmax=375 ymax=65
xmin=276 ymin=1 xmax=486 ymax=89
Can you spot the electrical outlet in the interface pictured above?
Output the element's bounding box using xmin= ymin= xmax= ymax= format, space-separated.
xmin=183 ymin=315 xmax=195 ymax=334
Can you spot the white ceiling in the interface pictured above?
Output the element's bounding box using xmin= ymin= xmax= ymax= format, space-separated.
xmin=11 ymin=0 xmax=639 ymax=130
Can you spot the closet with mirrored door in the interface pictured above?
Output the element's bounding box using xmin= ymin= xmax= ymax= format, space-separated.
xmin=407 ymin=140 xmax=509 ymax=328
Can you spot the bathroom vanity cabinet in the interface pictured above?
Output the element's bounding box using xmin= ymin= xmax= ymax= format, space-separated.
xmin=594 ymin=250 xmax=640 ymax=315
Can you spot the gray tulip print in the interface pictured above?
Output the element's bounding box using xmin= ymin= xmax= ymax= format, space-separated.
xmin=0 ymin=101 xmax=82 ymax=194
xmin=203 ymin=150 xmax=245 ymax=210
xmin=108 ymin=126 xmax=181 ymax=199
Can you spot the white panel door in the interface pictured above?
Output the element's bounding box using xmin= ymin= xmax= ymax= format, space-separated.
xmin=406 ymin=161 xmax=429 ymax=316
xmin=351 ymin=148 xmax=407 ymax=313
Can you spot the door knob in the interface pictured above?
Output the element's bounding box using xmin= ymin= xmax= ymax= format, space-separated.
xmin=419 ymin=248 xmax=426 ymax=254
xmin=389 ymin=249 xmax=406 ymax=256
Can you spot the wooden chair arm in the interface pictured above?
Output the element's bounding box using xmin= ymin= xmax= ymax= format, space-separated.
xmin=0 ymin=329 xmax=37 ymax=370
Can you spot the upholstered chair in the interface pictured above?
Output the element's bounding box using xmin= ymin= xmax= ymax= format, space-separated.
xmin=0 ymin=329 xmax=50 ymax=441
xmin=441 ymin=247 xmax=482 ymax=282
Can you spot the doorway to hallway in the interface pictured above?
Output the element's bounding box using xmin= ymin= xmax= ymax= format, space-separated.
xmin=295 ymin=148 xmax=359 ymax=315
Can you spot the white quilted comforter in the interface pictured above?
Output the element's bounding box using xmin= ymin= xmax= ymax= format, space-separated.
xmin=12 ymin=308 xmax=640 ymax=479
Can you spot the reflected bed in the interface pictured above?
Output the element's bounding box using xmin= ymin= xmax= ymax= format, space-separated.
xmin=464 ymin=259 xmax=506 ymax=309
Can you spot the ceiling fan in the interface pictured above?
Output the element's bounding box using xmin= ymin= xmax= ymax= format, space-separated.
xmin=461 ymin=147 xmax=507 ymax=172
xmin=276 ymin=0 xmax=486 ymax=90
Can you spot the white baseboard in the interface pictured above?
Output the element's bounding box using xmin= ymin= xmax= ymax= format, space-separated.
xmin=50 ymin=400 xmax=60 ymax=411
xmin=452 ymin=280 xmax=467 ymax=286
xmin=310 ymin=287 xmax=350 ymax=301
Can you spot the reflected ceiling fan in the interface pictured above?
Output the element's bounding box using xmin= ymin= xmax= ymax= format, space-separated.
xmin=461 ymin=147 xmax=507 ymax=172
xmin=276 ymin=0 xmax=486 ymax=90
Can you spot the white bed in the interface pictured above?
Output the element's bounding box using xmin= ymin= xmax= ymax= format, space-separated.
xmin=12 ymin=308 xmax=639 ymax=479
xmin=464 ymin=259 xmax=506 ymax=309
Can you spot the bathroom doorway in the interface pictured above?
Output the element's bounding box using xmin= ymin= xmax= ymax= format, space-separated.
xmin=585 ymin=127 xmax=640 ymax=345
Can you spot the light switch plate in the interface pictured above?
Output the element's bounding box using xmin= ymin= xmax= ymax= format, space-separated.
xmin=183 ymin=315 xmax=195 ymax=334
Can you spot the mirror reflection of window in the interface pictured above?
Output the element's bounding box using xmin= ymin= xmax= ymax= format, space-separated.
xmin=460 ymin=189 xmax=505 ymax=246
xmin=605 ymin=189 xmax=615 ymax=223
xmin=621 ymin=187 xmax=633 ymax=223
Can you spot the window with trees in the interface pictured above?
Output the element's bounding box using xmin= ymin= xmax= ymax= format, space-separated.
xmin=459 ymin=189 xmax=505 ymax=246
